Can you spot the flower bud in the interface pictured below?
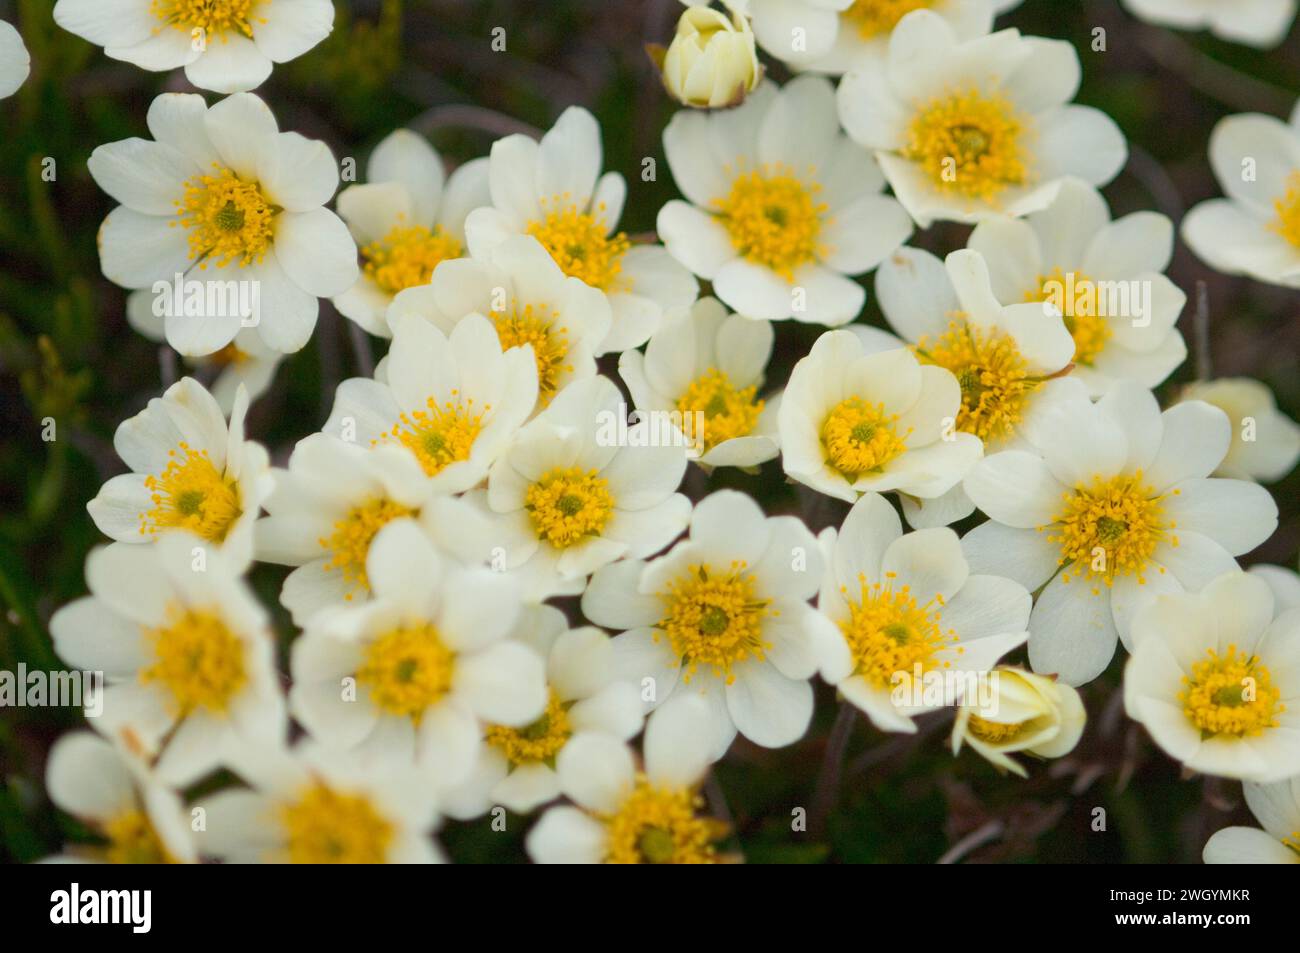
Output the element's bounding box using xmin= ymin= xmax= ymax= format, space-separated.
xmin=651 ymin=4 xmax=762 ymax=109
xmin=951 ymin=667 xmax=1086 ymax=776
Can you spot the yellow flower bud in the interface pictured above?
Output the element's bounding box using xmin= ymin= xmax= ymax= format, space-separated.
xmin=951 ymin=667 xmax=1086 ymax=777
xmin=653 ymin=4 xmax=762 ymax=109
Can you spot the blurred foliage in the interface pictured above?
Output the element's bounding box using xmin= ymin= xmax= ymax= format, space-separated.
xmin=0 ymin=0 xmax=1298 ymax=864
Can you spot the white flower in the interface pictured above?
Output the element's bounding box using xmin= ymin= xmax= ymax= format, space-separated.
xmin=53 ymin=0 xmax=334 ymax=93
xmin=332 ymin=129 xmax=490 ymax=336
xmin=89 ymin=92 xmax=357 ymax=355
xmin=967 ymin=178 xmax=1188 ymax=396
xmin=0 ymin=18 xmax=30 ymax=97
xmin=582 ymin=490 xmax=824 ymax=758
xmin=289 ymin=521 xmax=545 ymax=784
xmin=964 ymin=378 xmax=1279 ymax=686
xmin=1204 ymin=777 xmax=1300 ymax=864
xmin=659 ymin=76 xmax=912 ymax=324
xmin=657 ymin=2 xmax=762 ymax=108
xmin=1125 ymin=571 xmax=1300 ymax=783
xmin=1121 ymin=0 xmax=1298 ymax=49
xmin=1182 ymin=104 xmax=1300 ymax=288
xmin=440 ymin=604 xmax=644 ymax=818
xmin=1178 ymin=378 xmax=1300 ymax=483
xmin=837 ymin=11 xmax=1127 ymax=227
xmin=619 ymin=296 xmax=780 ymax=469
xmin=430 ymin=375 xmax=690 ymax=601
xmin=87 ymin=377 xmax=272 ymax=569
xmin=465 ymin=107 xmax=698 ymax=353
xmin=194 ymin=740 xmax=444 ymax=863
xmin=254 ymin=433 xmax=433 ymax=624
xmin=125 ymin=295 xmax=284 ymax=414
xmin=778 ymin=327 xmax=983 ymax=503
xmin=951 ymin=666 xmax=1085 ymax=776
xmin=323 ymin=311 xmax=538 ymax=493
xmin=813 ymin=492 xmax=1029 ymax=732
xmin=43 ymin=731 xmax=195 ymax=864
xmin=49 ymin=534 xmax=286 ymax=786
xmin=749 ymin=0 xmax=1022 ymax=75
xmin=1251 ymin=563 xmax=1300 ymax=613
xmin=526 ymin=694 xmax=731 ymax=864
xmin=386 ymin=234 xmax=611 ymax=407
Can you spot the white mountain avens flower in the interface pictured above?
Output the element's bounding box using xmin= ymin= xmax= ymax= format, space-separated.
xmin=323 ymin=311 xmax=538 ymax=494
xmin=1204 ymin=777 xmax=1300 ymax=864
xmin=655 ymin=2 xmax=762 ymax=108
xmin=0 ymin=18 xmax=30 ymax=97
xmin=748 ymin=0 xmax=1022 ymax=76
xmin=659 ymin=76 xmax=912 ymax=325
xmin=49 ymin=534 xmax=286 ymax=786
xmin=89 ymin=92 xmax=357 ymax=355
xmin=837 ymin=11 xmax=1127 ymax=227
xmin=289 ymin=521 xmax=545 ymax=783
xmin=254 ymin=433 xmax=433 ymax=624
xmin=465 ymin=107 xmax=698 ymax=354
xmin=950 ymin=666 xmax=1085 ymax=776
xmin=440 ymin=604 xmax=644 ymax=818
xmin=619 ymin=296 xmax=780 ymax=469
xmin=386 ymin=235 xmax=611 ymax=408
xmin=87 ymin=377 xmax=272 ymax=570
xmin=429 ymin=375 xmax=690 ymax=601
xmin=526 ymin=693 xmax=732 ymax=864
xmin=1183 ymin=103 xmax=1300 ymax=288
xmin=1125 ymin=571 xmax=1300 ymax=783
xmin=813 ymin=492 xmax=1030 ymax=733
xmin=581 ymin=490 xmax=824 ymax=758
xmin=966 ymin=178 xmax=1188 ymax=396
xmin=1178 ymin=378 xmax=1300 ymax=483
xmin=778 ymin=327 xmax=983 ymax=504
xmin=194 ymin=740 xmax=444 ymax=863
xmin=332 ymin=129 xmax=490 ymax=336
xmin=53 ymin=0 xmax=334 ymax=93
xmin=43 ymin=731 xmax=195 ymax=864
xmin=1121 ymin=0 xmax=1298 ymax=49
xmin=964 ymin=378 xmax=1280 ymax=686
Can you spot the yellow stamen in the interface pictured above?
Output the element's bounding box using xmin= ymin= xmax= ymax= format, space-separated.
xmin=905 ymin=88 xmax=1029 ymax=200
xmin=843 ymin=0 xmax=933 ymax=39
xmin=1270 ymin=171 xmax=1300 ymax=249
xmin=837 ymin=571 xmax=957 ymax=687
xmin=378 ymin=392 xmax=485 ymax=476
xmin=490 ymin=302 xmax=571 ymax=401
xmin=140 ymin=442 xmax=242 ymax=543
xmin=150 ymin=0 xmax=262 ymax=38
xmin=1026 ymin=267 xmax=1112 ymax=366
xmin=209 ymin=342 xmax=250 ymax=367
xmin=355 ymin=623 xmax=456 ymax=720
xmin=820 ymin=397 xmax=909 ymax=478
xmin=319 ymin=497 xmax=415 ymax=595
xmin=676 ymin=367 xmax=763 ymax=452
xmin=527 ymin=197 xmax=629 ymax=290
xmin=915 ymin=318 xmax=1036 ymax=443
xmin=362 ymin=223 xmax=462 ymax=295
xmin=103 ymin=809 xmax=177 ymax=864
xmin=1045 ymin=472 xmax=1174 ymax=589
xmin=1180 ymin=645 xmax=1283 ymax=738
xmin=601 ymin=775 xmax=729 ymax=864
xmin=713 ymin=163 xmax=826 ymax=281
xmin=966 ymin=715 xmax=1027 ymax=744
xmin=175 ymin=165 xmax=276 ymax=269
xmin=657 ymin=562 xmax=772 ymax=684
xmin=140 ymin=606 xmax=247 ymax=716
xmin=485 ymin=690 xmax=572 ymax=766
xmin=524 ymin=466 xmax=614 ymax=548
xmin=278 ymin=784 xmax=395 ymax=864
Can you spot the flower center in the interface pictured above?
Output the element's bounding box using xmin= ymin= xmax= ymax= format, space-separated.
xmin=837 ymin=572 xmax=957 ymax=687
xmin=140 ymin=442 xmax=242 ymax=543
xmin=209 ymin=341 xmax=250 ymax=367
xmin=916 ymin=318 xmax=1036 ymax=443
xmin=485 ymin=690 xmax=572 ymax=766
xmin=526 ymin=199 xmax=630 ymax=291
xmin=176 ymin=166 xmax=276 ymax=269
xmin=1179 ymin=645 xmax=1283 ymax=738
xmin=843 ymin=0 xmax=933 ymax=38
xmin=820 ymin=397 xmax=909 ymax=478
xmin=490 ymin=302 xmax=571 ymax=401
xmin=966 ymin=714 xmax=1029 ymax=744
xmin=905 ymin=89 xmax=1029 ymax=200
xmin=356 ymin=623 xmax=456 ymax=720
xmin=362 ymin=223 xmax=462 ymax=295
xmin=141 ymin=606 xmax=247 ymax=716
xmin=150 ymin=0 xmax=261 ymax=38
xmin=1270 ymin=170 xmax=1300 ymax=249
xmin=319 ymin=497 xmax=415 ymax=595
xmin=1025 ymin=267 xmax=1111 ymax=366
xmin=676 ymin=368 xmax=763 ymax=452
xmin=713 ymin=164 xmax=826 ymax=280
xmin=103 ymin=809 xmax=176 ymax=864
xmin=1046 ymin=472 xmax=1174 ymax=588
xmin=657 ymin=562 xmax=772 ymax=684
xmin=380 ymin=393 xmax=485 ymax=476
xmin=601 ymin=776 xmax=728 ymax=864
xmin=278 ymin=784 xmax=395 ymax=864
xmin=524 ymin=466 xmax=615 ymax=548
